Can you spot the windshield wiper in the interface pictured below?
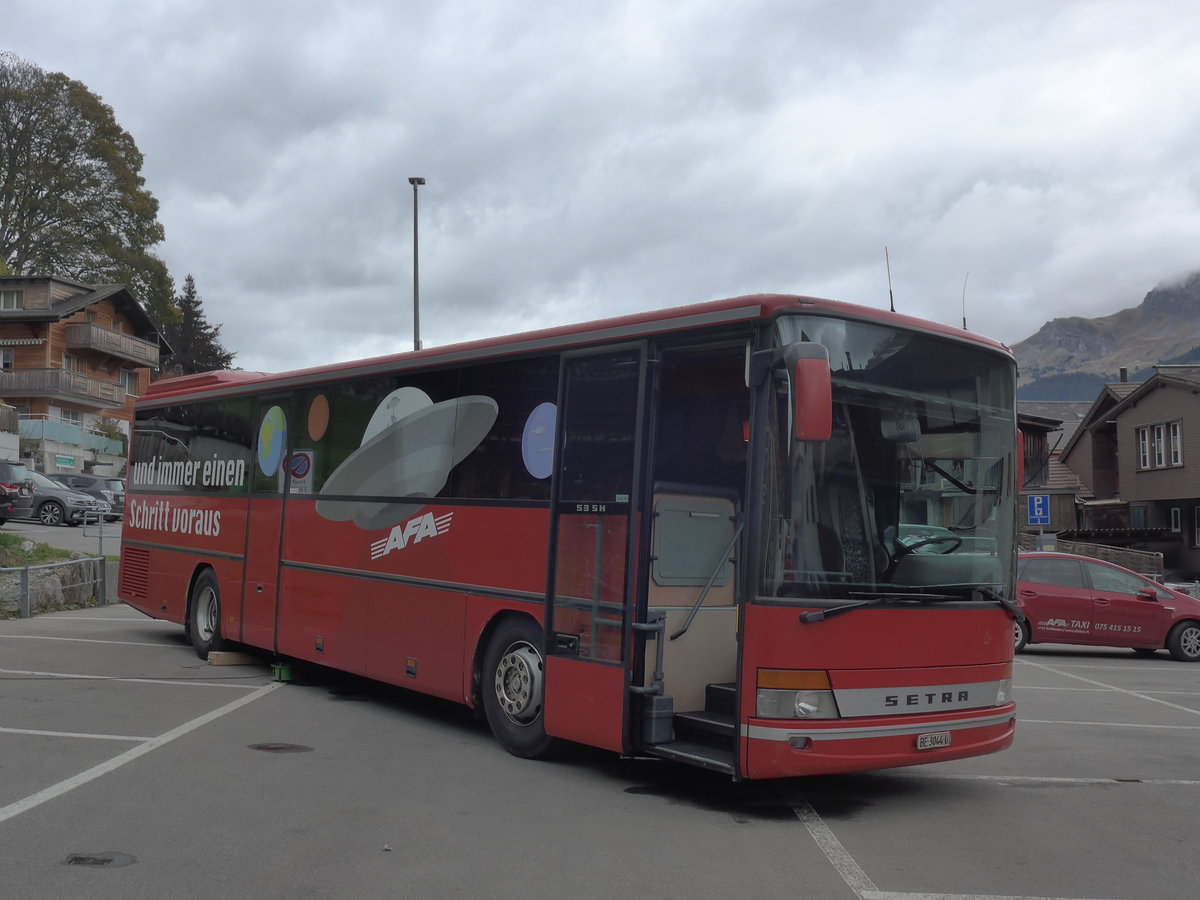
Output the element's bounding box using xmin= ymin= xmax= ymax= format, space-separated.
xmin=921 ymin=460 xmax=979 ymax=496
xmin=975 ymin=585 xmax=1025 ymax=623
xmin=799 ymin=591 xmax=956 ymax=624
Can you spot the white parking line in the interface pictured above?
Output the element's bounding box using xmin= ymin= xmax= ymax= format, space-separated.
xmin=11 ymin=616 xmax=175 ymax=623
xmin=1019 ymin=658 xmax=1200 ymax=720
xmin=1020 ymin=685 xmax=1200 ymax=698
xmin=0 ymin=681 xmax=283 ymax=824
xmin=0 ymin=634 xmax=176 ymax=648
xmin=793 ymin=794 xmax=1113 ymax=900
xmin=0 ymin=726 xmax=151 ymax=742
xmin=0 ymin=667 xmax=264 ymax=689
xmin=894 ymin=772 xmax=1200 ymax=786
xmin=1020 ymin=719 xmax=1200 ymax=730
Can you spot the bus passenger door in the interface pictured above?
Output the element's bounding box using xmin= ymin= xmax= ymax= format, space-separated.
xmin=240 ymin=393 xmax=290 ymax=651
xmin=545 ymin=346 xmax=645 ymax=754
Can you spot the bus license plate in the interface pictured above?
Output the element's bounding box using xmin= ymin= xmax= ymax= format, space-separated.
xmin=916 ymin=731 xmax=951 ymax=750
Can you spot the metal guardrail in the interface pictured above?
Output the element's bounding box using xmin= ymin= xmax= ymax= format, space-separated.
xmin=0 ymin=557 xmax=108 ymax=618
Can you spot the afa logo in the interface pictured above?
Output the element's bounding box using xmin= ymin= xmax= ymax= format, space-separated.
xmin=370 ymin=511 xmax=453 ymax=560
xmin=1044 ymin=618 xmax=1070 ymax=628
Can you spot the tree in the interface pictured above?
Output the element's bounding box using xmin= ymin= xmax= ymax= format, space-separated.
xmin=0 ymin=52 xmax=171 ymax=318
xmin=162 ymin=274 xmax=235 ymax=374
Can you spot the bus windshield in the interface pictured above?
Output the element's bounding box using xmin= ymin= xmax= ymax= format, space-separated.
xmin=758 ymin=314 xmax=1017 ymax=602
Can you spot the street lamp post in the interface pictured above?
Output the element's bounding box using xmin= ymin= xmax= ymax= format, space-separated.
xmin=408 ymin=177 xmax=425 ymax=351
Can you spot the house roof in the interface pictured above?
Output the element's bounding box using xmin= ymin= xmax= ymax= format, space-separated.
xmin=1019 ymin=400 xmax=1092 ymax=452
xmin=0 ymin=275 xmax=167 ymax=349
xmin=1105 ymin=365 xmax=1200 ymax=421
xmin=1046 ymin=457 xmax=1093 ymax=497
xmin=1060 ymin=380 xmax=1145 ymax=463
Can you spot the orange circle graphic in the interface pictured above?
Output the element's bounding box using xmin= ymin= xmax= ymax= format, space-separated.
xmin=308 ymin=394 xmax=330 ymax=441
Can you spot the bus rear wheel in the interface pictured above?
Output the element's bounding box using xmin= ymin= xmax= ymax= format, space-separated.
xmin=188 ymin=570 xmax=224 ymax=660
xmin=482 ymin=618 xmax=556 ymax=759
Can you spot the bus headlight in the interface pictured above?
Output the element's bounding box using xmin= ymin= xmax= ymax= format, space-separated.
xmin=756 ymin=669 xmax=840 ymax=719
xmin=995 ymin=678 xmax=1013 ymax=705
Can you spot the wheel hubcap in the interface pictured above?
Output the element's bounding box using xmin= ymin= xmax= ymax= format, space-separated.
xmin=1181 ymin=626 xmax=1200 ymax=658
xmin=1013 ymin=621 xmax=1023 ymax=649
xmin=494 ymin=641 xmax=544 ymax=726
xmin=195 ymin=587 xmax=217 ymax=642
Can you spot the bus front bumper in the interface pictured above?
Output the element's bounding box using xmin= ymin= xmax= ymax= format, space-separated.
xmin=741 ymin=703 xmax=1017 ymax=779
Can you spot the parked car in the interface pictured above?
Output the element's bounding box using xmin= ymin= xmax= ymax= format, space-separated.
xmin=1015 ymin=551 xmax=1200 ymax=662
xmin=25 ymin=470 xmax=110 ymax=526
xmin=49 ymin=473 xmax=125 ymax=521
xmin=0 ymin=460 xmax=35 ymax=526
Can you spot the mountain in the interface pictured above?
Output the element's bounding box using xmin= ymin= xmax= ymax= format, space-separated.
xmin=1013 ymin=272 xmax=1200 ymax=400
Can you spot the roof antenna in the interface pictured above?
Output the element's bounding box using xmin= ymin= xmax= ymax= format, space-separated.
xmin=961 ymin=271 xmax=970 ymax=329
xmin=885 ymin=247 xmax=895 ymax=312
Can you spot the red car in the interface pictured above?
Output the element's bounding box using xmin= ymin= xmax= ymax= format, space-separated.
xmin=1015 ymin=551 xmax=1200 ymax=661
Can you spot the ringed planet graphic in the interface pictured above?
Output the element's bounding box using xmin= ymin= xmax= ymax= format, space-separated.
xmin=315 ymin=389 xmax=498 ymax=531
xmin=258 ymin=405 xmax=287 ymax=476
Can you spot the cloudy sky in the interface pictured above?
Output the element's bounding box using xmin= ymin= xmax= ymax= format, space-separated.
xmin=7 ymin=0 xmax=1200 ymax=373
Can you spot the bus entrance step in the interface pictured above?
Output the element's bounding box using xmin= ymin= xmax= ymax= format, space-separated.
xmin=673 ymin=708 xmax=736 ymax=747
xmin=648 ymin=740 xmax=735 ymax=776
xmin=705 ymin=682 xmax=736 ymax=715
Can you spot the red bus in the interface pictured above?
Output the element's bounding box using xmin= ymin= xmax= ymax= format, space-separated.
xmin=119 ymin=293 xmax=1019 ymax=779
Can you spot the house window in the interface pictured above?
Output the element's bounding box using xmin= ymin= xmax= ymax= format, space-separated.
xmin=63 ymin=353 xmax=84 ymax=374
xmin=0 ymin=348 xmax=12 ymax=370
xmin=119 ymin=369 xmax=139 ymax=396
xmin=1131 ymin=505 xmax=1147 ymax=529
xmin=0 ymin=289 xmax=23 ymax=310
xmin=1171 ymin=507 xmax=1182 ymax=532
xmin=1195 ymin=507 xmax=1200 ymax=547
xmin=59 ymin=408 xmax=82 ymax=425
xmin=1136 ymin=421 xmax=1183 ymax=469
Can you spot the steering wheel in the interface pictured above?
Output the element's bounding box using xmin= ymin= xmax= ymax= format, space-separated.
xmin=897 ymin=535 xmax=963 ymax=555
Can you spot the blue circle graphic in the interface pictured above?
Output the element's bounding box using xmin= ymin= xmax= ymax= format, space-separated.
xmin=258 ymin=406 xmax=288 ymax=477
xmin=521 ymin=402 xmax=556 ymax=480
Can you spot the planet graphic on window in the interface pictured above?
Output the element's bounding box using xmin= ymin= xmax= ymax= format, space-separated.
xmin=315 ymin=389 xmax=499 ymax=531
xmin=258 ymin=405 xmax=287 ymax=476
xmin=521 ymin=402 xmax=556 ymax=480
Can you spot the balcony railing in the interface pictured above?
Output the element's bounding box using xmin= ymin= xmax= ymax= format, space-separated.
xmin=0 ymin=368 xmax=127 ymax=409
xmin=19 ymin=415 xmax=126 ymax=456
xmin=65 ymin=323 xmax=160 ymax=367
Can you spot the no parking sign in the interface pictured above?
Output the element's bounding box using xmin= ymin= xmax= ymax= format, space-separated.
xmin=288 ymin=450 xmax=314 ymax=493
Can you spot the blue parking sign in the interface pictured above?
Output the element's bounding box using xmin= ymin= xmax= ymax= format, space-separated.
xmin=1027 ymin=494 xmax=1050 ymax=525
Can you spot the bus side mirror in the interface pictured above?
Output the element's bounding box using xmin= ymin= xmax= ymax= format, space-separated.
xmin=786 ymin=344 xmax=832 ymax=442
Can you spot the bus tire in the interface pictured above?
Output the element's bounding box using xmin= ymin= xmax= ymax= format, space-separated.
xmin=1166 ymin=621 xmax=1200 ymax=662
xmin=481 ymin=617 xmax=556 ymax=759
xmin=188 ymin=570 xmax=225 ymax=660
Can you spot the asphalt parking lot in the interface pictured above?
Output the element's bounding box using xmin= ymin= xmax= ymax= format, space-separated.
xmin=1 ymin=516 xmax=121 ymax=558
xmin=2 ymin=604 xmax=1199 ymax=900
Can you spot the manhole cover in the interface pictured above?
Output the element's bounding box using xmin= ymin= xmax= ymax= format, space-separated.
xmin=62 ymin=851 xmax=137 ymax=868
xmin=248 ymin=742 xmax=313 ymax=753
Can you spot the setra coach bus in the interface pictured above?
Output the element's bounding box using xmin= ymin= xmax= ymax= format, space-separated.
xmin=119 ymin=293 xmax=1019 ymax=779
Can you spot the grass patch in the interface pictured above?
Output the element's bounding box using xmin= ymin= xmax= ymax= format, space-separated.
xmin=0 ymin=532 xmax=77 ymax=567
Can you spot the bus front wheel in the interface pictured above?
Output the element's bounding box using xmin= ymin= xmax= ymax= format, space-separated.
xmin=188 ymin=570 xmax=224 ymax=660
xmin=481 ymin=618 xmax=556 ymax=759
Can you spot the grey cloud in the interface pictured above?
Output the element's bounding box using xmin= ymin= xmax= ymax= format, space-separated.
xmin=6 ymin=0 xmax=1200 ymax=372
